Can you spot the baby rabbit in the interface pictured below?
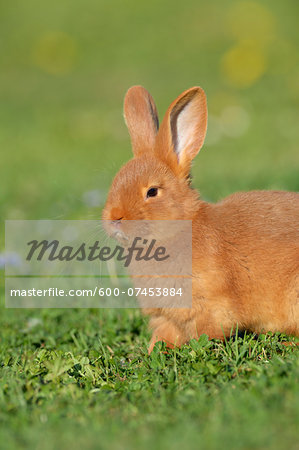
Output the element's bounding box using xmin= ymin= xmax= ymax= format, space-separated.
xmin=103 ymin=85 xmax=299 ymax=353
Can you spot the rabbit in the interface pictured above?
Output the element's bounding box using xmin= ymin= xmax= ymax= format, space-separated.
xmin=102 ymin=85 xmax=299 ymax=353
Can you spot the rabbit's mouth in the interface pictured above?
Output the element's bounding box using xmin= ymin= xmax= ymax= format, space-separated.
xmin=111 ymin=229 xmax=129 ymax=246
xmin=102 ymin=219 xmax=128 ymax=245
xmin=104 ymin=219 xmax=149 ymax=247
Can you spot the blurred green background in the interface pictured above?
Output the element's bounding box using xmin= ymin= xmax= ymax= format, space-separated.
xmin=0 ymin=1 xmax=298 ymax=449
xmin=1 ymin=0 xmax=298 ymax=224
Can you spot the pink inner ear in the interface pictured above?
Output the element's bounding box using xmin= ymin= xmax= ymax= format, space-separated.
xmin=175 ymin=100 xmax=200 ymax=158
xmin=170 ymin=89 xmax=207 ymax=162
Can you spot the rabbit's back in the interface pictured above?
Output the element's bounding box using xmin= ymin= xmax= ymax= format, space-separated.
xmin=192 ymin=190 xmax=299 ymax=336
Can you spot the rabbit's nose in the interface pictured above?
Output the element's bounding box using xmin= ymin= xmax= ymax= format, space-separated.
xmin=109 ymin=219 xmax=129 ymax=244
xmin=111 ymin=218 xmax=123 ymax=228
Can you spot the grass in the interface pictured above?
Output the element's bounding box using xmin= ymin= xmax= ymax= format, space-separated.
xmin=0 ymin=306 xmax=298 ymax=450
xmin=0 ymin=0 xmax=298 ymax=448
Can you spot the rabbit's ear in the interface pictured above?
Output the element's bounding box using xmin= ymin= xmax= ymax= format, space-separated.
xmin=156 ymin=87 xmax=207 ymax=178
xmin=124 ymin=86 xmax=159 ymax=157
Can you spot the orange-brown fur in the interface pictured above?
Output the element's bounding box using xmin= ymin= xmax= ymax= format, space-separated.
xmin=103 ymin=85 xmax=299 ymax=353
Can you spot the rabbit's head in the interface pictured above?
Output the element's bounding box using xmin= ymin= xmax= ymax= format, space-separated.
xmin=102 ymin=86 xmax=208 ymax=226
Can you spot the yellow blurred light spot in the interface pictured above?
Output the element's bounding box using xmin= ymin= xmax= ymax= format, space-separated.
xmin=227 ymin=1 xmax=276 ymax=43
xmin=221 ymin=41 xmax=266 ymax=88
xmin=32 ymin=31 xmax=77 ymax=75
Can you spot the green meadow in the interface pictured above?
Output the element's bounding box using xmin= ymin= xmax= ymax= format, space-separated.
xmin=0 ymin=1 xmax=298 ymax=448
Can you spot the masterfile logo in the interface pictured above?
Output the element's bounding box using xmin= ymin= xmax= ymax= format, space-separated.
xmin=5 ymin=220 xmax=192 ymax=309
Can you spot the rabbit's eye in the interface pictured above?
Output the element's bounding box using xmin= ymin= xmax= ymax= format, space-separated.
xmin=146 ymin=187 xmax=158 ymax=198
